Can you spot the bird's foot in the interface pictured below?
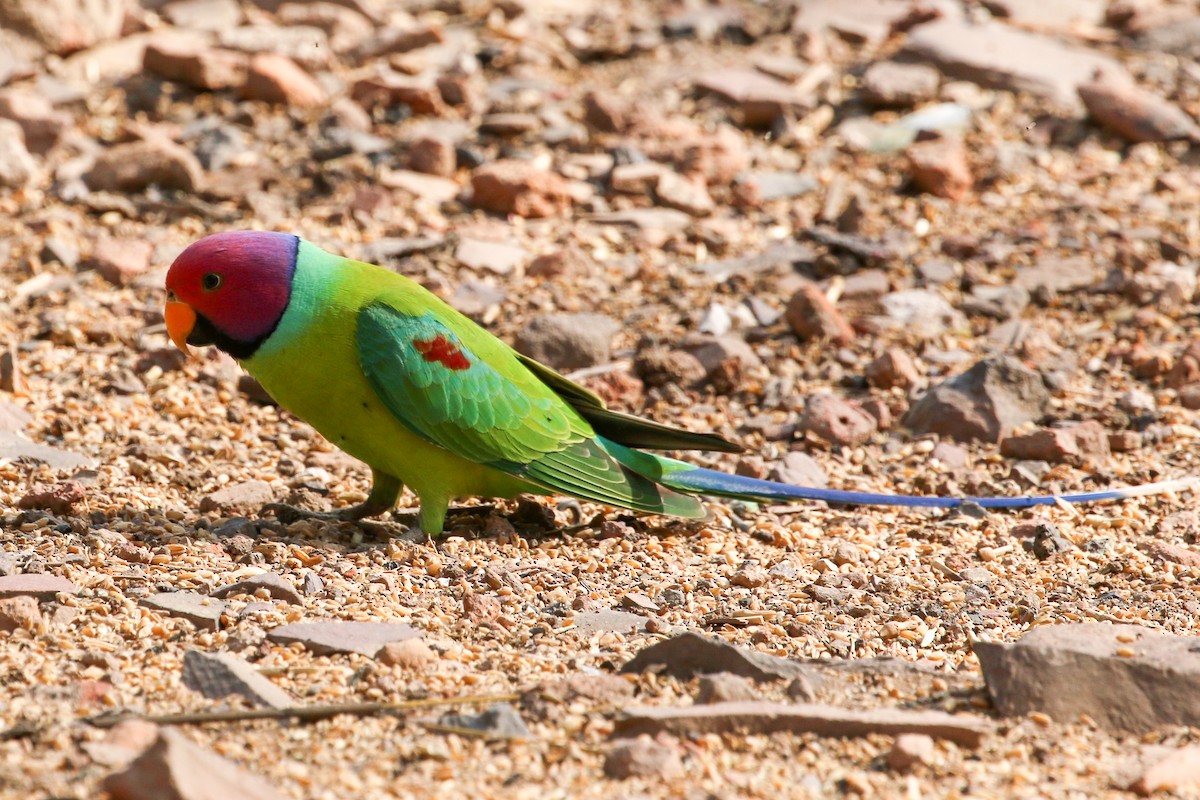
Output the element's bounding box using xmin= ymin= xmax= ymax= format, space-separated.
xmin=261 ymin=500 xmax=390 ymax=525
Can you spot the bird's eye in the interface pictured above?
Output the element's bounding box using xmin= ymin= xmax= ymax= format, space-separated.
xmin=201 ymin=273 xmax=222 ymax=291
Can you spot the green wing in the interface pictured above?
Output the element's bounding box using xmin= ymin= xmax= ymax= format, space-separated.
xmin=355 ymin=301 xmax=703 ymax=517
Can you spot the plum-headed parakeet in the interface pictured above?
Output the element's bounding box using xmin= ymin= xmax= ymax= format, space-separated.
xmin=163 ymin=231 xmax=1193 ymax=535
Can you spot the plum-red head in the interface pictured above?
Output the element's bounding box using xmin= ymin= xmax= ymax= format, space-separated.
xmin=164 ymin=231 xmax=299 ymax=360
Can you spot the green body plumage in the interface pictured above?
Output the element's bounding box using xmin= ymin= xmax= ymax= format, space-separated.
xmin=243 ymin=240 xmax=718 ymax=533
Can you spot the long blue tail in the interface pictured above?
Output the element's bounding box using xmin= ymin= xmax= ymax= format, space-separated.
xmin=657 ymin=463 xmax=1198 ymax=509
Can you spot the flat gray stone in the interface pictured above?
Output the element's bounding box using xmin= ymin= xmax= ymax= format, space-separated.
xmin=0 ymin=574 xmax=78 ymax=600
xmin=902 ymin=19 xmax=1124 ymax=111
xmin=101 ymin=728 xmax=287 ymax=800
xmin=437 ymin=703 xmax=530 ymax=740
xmin=212 ymin=572 xmax=302 ymax=605
xmin=571 ymin=610 xmax=649 ymax=636
xmin=0 ymin=432 xmax=93 ymax=469
xmin=621 ymin=632 xmax=808 ymax=681
xmin=142 ymin=592 xmax=229 ymax=631
xmin=267 ymin=620 xmax=421 ymax=657
xmin=974 ymin=623 xmax=1200 ymax=733
xmin=182 ymin=650 xmax=295 ymax=709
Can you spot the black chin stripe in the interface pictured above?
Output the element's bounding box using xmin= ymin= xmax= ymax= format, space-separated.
xmin=190 ymin=313 xmax=267 ymax=361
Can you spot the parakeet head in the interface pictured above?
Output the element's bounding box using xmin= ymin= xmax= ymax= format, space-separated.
xmin=164 ymin=231 xmax=299 ymax=360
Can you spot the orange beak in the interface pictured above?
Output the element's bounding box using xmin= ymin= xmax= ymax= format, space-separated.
xmin=164 ymin=300 xmax=197 ymax=357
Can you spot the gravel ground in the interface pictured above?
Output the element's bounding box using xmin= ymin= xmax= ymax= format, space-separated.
xmin=2 ymin=0 xmax=1200 ymax=797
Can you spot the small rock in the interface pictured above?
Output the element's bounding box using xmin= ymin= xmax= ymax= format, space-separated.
xmin=770 ymin=452 xmax=828 ymax=488
xmin=901 ymin=18 xmax=1123 ymax=111
xmin=181 ymin=650 xmax=294 ymax=709
xmin=198 ymin=480 xmax=276 ymax=515
xmin=654 ymin=170 xmax=714 ymax=216
xmin=1030 ymin=523 xmax=1073 ymax=559
xmin=143 ymin=40 xmax=247 ymax=90
xmin=0 ymin=0 xmax=124 ymax=55
xmin=877 ymin=290 xmax=966 ymax=339
xmin=1130 ymin=744 xmax=1200 ymax=796
xmin=212 ymin=572 xmax=302 ymax=605
xmin=906 ymin=134 xmax=971 ymax=200
xmin=141 ymin=592 xmax=228 ymax=630
xmin=1140 ymin=540 xmax=1200 ymax=568
xmin=785 ymin=283 xmax=854 ymax=345
xmin=1015 ymin=256 xmax=1102 ymax=296
xmin=86 ymin=139 xmax=205 ymax=194
xmin=514 ymin=313 xmax=618 ymax=371
xmin=583 ymin=90 xmax=628 ymax=133
xmin=865 ymin=348 xmax=919 ymax=390
xmin=378 ymin=637 xmax=437 ymax=669
xmin=0 ymin=595 xmax=41 ymax=633
xmin=862 ymin=62 xmax=940 ymax=107
xmin=0 ymin=574 xmax=78 ymax=600
xmin=888 ymin=733 xmax=936 ymax=771
xmin=801 ymin=395 xmax=876 ymax=447
xmin=17 ymin=480 xmax=84 ymax=515
xmin=406 ymin=135 xmax=456 ymax=177
xmin=604 ymin=737 xmax=684 ymax=779
xmin=462 ymin=591 xmax=501 ymax=624
xmin=694 ymin=68 xmax=809 ymax=128
xmin=696 ymin=672 xmax=759 ymax=704
xmin=1078 ymin=73 xmax=1200 ymax=143
xmin=381 ymin=169 xmax=460 ymax=204
xmin=679 ymin=334 xmax=762 ymax=374
xmin=619 ymin=592 xmax=660 ymax=613
xmin=268 ymin=620 xmax=420 ymax=657
xmin=0 ymin=432 xmax=92 ymax=469
xmin=454 ymin=238 xmax=528 ymax=275
xmin=469 ymin=160 xmax=572 ymax=218
xmin=572 ymin=609 xmax=649 ymax=636
xmin=903 ymin=356 xmax=1050 ymax=443
xmin=622 ymin=631 xmax=808 ymax=681
xmin=974 ymin=623 xmax=1200 ymax=732
xmin=633 ymin=347 xmax=706 ymax=388
xmin=1000 ymin=421 xmax=1110 ymax=465
xmin=730 ymin=566 xmax=768 ymax=588
xmin=0 ymin=119 xmax=36 ymax=189
xmin=610 ymin=162 xmax=662 ymax=195
xmin=479 ymin=112 xmax=540 ymax=136
xmin=437 ymin=703 xmax=530 ymax=740
xmin=218 ymin=24 xmax=329 ymax=70
xmin=160 ymin=0 xmax=241 ymax=31
xmin=0 ymin=400 xmax=31 ymax=432
xmin=242 ymin=54 xmax=327 ymax=108
xmin=89 ymin=239 xmax=154 ymax=286
xmin=0 ymin=89 xmax=70 ymax=153
xmin=351 ymin=74 xmax=444 ymax=115
xmin=101 ymin=728 xmax=287 ymax=800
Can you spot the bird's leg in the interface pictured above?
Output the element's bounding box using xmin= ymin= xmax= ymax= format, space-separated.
xmin=262 ymin=471 xmax=403 ymax=524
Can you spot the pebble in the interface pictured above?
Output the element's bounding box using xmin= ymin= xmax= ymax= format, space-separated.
xmin=975 ymin=623 xmax=1200 ymax=732
xmin=888 ymin=733 xmax=936 ymax=771
xmin=89 ymin=239 xmax=153 ymax=286
xmin=514 ymin=313 xmax=618 ymax=371
xmin=801 ymin=395 xmax=877 ymax=447
xmin=0 ymin=119 xmax=36 ymax=189
xmin=102 ymin=728 xmax=287 ymax=800
xmin=469 ymin=160 xmax=572 ymax=218
xmin=906 ymin=134 xmax=972 ymax=200
xmin=603 ymin=737 xmax=684 ymax=779
xmin=242 ymin=54 xmax=327 ymax=108
xmin=903 ymin=356 xmax=1050 ymax=443
xmin=785 ymin=283 xmax=854 ymax=345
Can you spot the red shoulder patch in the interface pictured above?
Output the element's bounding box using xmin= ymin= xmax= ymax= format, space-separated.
xmin=412 ymin=335 xmax=471 ymax=371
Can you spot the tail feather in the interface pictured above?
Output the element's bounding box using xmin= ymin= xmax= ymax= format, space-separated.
xmin=595 ymin=437 xmax=1197 ymax=510
xmin=656 ymin=465 xmax=1198 ymax=509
